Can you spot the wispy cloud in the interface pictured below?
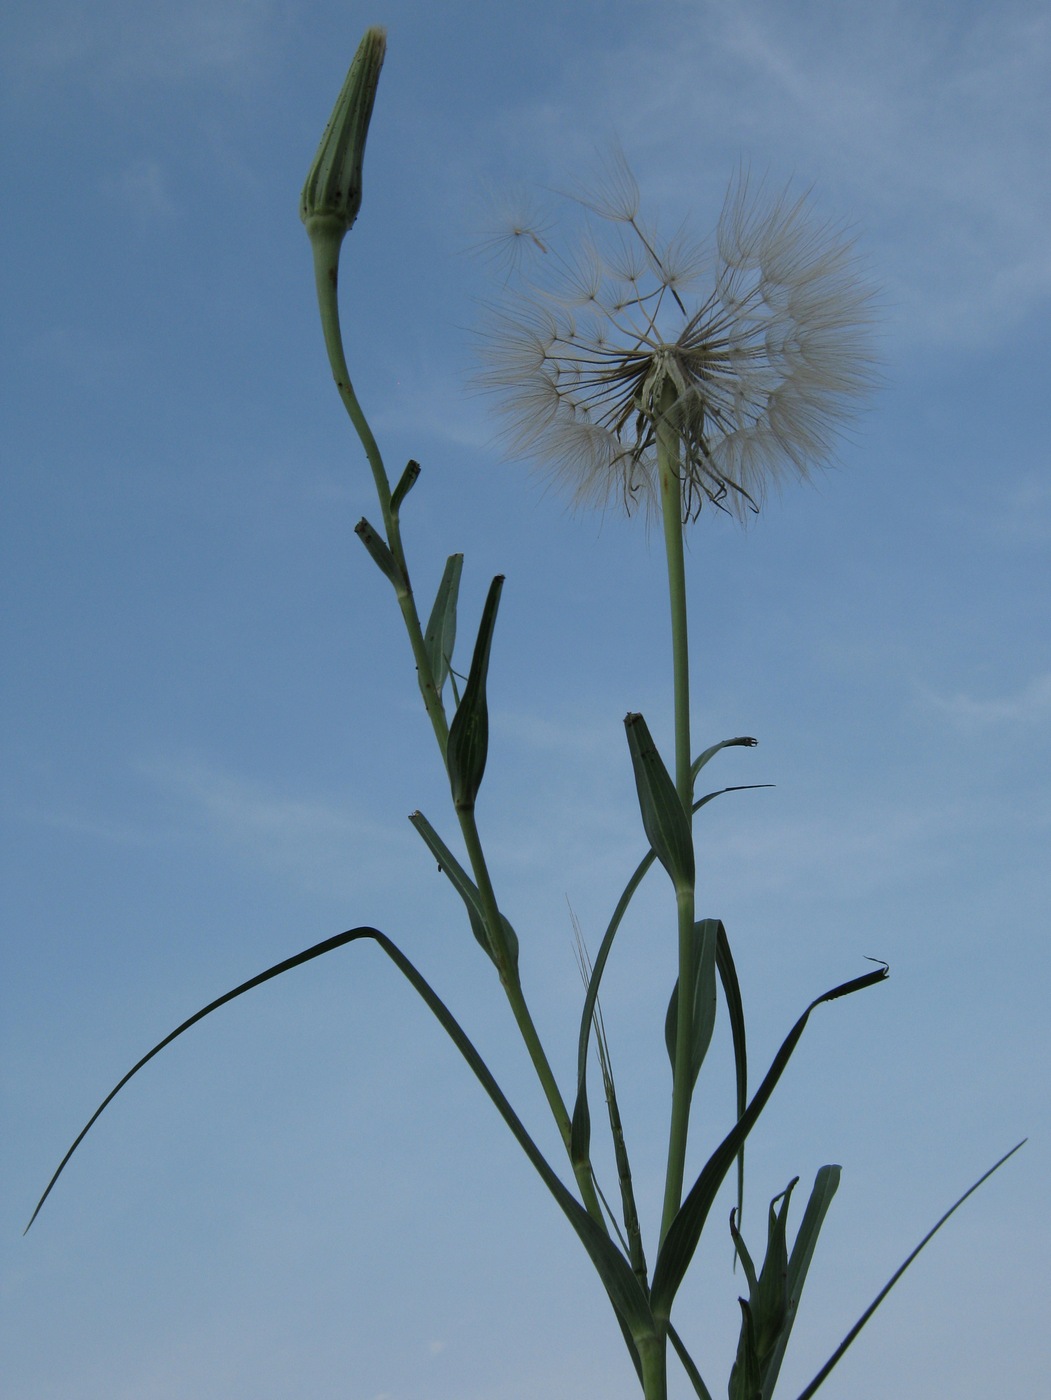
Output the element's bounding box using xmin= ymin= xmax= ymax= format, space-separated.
xmin=995 ymin=472 xmax=1051 ymax=545
xmin=108 ymin=158 xmax=176 ymax=220
xmin=532 ymin=0 xmax=1051 ymax=352
xmin=141 ymin=756 xmax=412 ymax=900
xmin=5 ymin=0 xmax=280 ymax=97
xmin=919 ymin=672 xmax=1051 ymax=731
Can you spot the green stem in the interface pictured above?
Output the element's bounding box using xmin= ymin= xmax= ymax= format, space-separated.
xmin=309 ymin=223 xmax=391 ymax=520
xmin=638 ymin=1333 xmax=669 ymax=1400
xmin=308 ymin=224 xmax=449 ymax=756
xmin=309 ymin=220 xmax=609 ymax=1240
xmin=656 ymin=391 xmax=697 ymax=1243
xmin=456 ymin=804 xmax=607 ymax=1227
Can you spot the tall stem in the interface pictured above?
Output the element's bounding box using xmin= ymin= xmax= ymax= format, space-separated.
xmin=638 ymin=1333 xmax=668 ymax=1400
xmin=308 ymin=226 xmax=449 ymax=756
xmin=656 ymin=392 xmax=697 ymax=1242
xmin=309 ymin=225 xmax=609 ymax=1236
xmin=456 ymin=803 xmax=608 ymax=1227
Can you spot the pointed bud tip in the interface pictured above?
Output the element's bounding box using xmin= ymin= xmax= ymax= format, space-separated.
xmin=300 ymin=27 xmax=388 ymax=238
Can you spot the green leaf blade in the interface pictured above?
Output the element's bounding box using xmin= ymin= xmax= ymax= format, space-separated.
xmin=423 ymin=552 xmax=464 ymax=695
xmin=447 ymin=575 xmax=503 ymax=809
xmin=624 ymin=712 xmax=694 ymax=892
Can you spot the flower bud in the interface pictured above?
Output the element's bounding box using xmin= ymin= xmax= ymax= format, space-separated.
xmin=300 ymin=27 xmax=387 ymax=241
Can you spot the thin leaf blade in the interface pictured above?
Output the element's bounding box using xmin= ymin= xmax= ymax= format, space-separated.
xmin=423 ymin=552 xmax=464 ymax=695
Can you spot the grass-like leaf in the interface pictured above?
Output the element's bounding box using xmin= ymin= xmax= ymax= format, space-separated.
xmin=690 ymin=736 xmax=758 ymax=782
xmin=793 ymin=1139 xmax=1026 ymax=1400
xmin=447 ymin=574 xmax=503 ymax=810
xmin=759 ymin=1164 xmax=841 ymax=1397
xmin=570 ymin=781 xmax=769 ymax=1173
xmin=716 ymin=923 xmax=749 ymax=1230
xmin=571 ymin=912 xmax=646 ymax=1286
xmin=625 ymin=711 xmax=694 ymax=893
xmin=25 ymin=926 xmax=658 ymax=1362
xmin=668 ymin=1320 xmax=715 ymax=1400
xmin=409 ymin=809 xmax=519 ymax=969
xmin=650 ymin=961 xmax=889 ymax=1320
xmin=664 ymin=919 xmax=720 ymax=1093
xmin=423 ymin=551 xmax=463 ymax=696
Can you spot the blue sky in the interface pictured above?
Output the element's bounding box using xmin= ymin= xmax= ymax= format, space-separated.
xmin=2 ymin=1 xmax=1049 ymax=1397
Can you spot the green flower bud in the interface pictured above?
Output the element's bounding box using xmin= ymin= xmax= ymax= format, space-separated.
xmin=300 ymin=27 xmax=387 ymax=242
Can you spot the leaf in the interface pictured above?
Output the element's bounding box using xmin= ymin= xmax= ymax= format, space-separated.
xmin=650 ymin=961 xmax=889 ymax=1320
xmin=756 ymin=1183 xmax=796 ymax=1361
xmin=354 ymin=516 xmax=404 ymax=587
xmin=793 ymin=1140 xmax=1026 ymax=1400
xmin=664 ymin=919 xmax=719 ymax=1093
xmin=760 ymin=1165 xmax=840 ymax=1397
xmin=571 ymin=918 xmax=646 ymax=1285
xmin=716 ymin=923 xmax=749 ymax=1229
xmin=667 ymin=1321 xmax=715 ymax=1400
xmin=390 ymin=458 xmax=421 ymax=513
xmin=729 ymin=1299 xmax=763 ymax=1400
xmin=26 ymin=927 xmax=366 ymax=1232
xmin=447 ymin=575 xmax=503 ymax=809
xmin=624 ymin=712 xmax=694 ymax=893
xmin=690 ymin=735 xmax=758 ymax=783
xmin=25 ymin=925 xmax=658 ymax=1364
xmin=570 ymin=784 xmax=765 ymax=1176
xmin=408 ymin=810 xmax=518 ymax=971
xmin=423 ymin=552 xmax=463 ymax=695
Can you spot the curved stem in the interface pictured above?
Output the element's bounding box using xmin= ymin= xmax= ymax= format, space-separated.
xmin=309 ymin=225 xmax=391 ymax=519
xmin=308 ymin=225 xmax=608 ymax=1234
xmin=308 ymin=225 xmax=449 ymax=756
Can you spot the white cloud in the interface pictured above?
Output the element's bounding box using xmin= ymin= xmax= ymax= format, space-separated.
xmin=140 ymin=756 xmax=412 ymax=899
xmin=701 ymin=798 xmax=978 ymax=903
xmin=922 ymin=672 xmax=1051 ymax=730
xmin=995 ymin=472 xmax=1051 ymax=544
xmin=919 ymin=673 xmax=1051 ymax=731
xmin=5 ymin=0 xmax=280 ymax=96
xmin=543 ymin=0 xmax=1051 ymax=351
xmin=107 ymin=158 xmax=176 ymax=219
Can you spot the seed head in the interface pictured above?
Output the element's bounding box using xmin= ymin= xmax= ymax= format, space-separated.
xmin=477 ymin=155 xmax=878 ymax=522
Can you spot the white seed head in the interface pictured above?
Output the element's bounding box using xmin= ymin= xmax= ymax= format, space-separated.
xmin=476 ymin=160 xmax=878 ymax=522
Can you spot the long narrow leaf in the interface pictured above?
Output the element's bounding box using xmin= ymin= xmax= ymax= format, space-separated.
xmin=760 ymin=1165 xmax=840 ymax=1397
xmin=794 ymin=1140 xmax=1026 ymax=1400
xmin=26 ymin=928 xmax=363 ymax=1231
xmin=423 ymin=552 xmax=463 ymax=695
xmin=690 ymin=736 xmax=758 ymax=783
xmin=409 ymin=809 xmax=519 ymax=969
xmin=570 ymin=784 xmax=768 ymax=1172
xmin=624 ymin=712 xmax=694 ymax=892
xmin=570 ymin=916 xmax=645 ymax=1278
xmin=27 ymin=926 xmax=657 ymax=1359
xmin=664 ymin=919 xmax=719 ymax=1091
xmin=668 ymin=1321 xmax=715 ymax=1400
xmin=716 ymin=923 xmax=748 ymax=1227
xmin=447 ymin=575 xmax=503 ymax=810
xmin=650 ymin=961 xmax=889 ymax=1319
